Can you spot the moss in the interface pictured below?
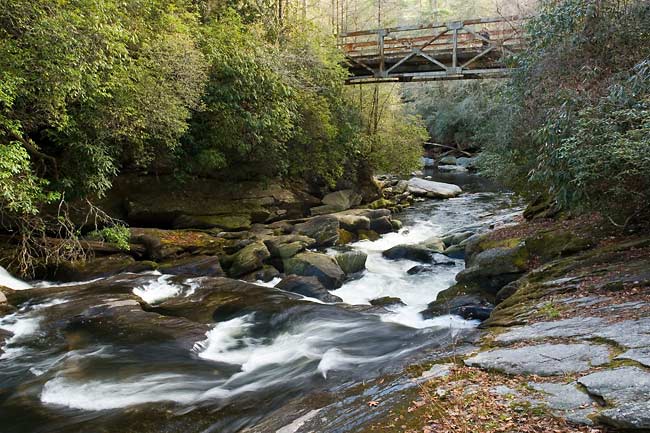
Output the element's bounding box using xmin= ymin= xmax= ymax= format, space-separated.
xmin=337 ymin=228 xmax=356 ymax=245
xmin=358 ymin=229 xmax=380 ymax=241
xmin=368 ymin=198 xmax=394 ymax=210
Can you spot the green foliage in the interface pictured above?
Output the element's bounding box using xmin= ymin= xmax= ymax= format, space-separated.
xmin=87 ymin=225 xmax=131 ymax=251
xmin=475 ymin=0 xmax=650 ymax=226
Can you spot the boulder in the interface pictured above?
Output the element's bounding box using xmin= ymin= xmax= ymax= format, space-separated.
xmin=358 ymin=230 xmax=380 ymax=241
xmin=438 ymin=165 xmax=468 ymax=173
xmin=293 ymin=216 xmax=340 ymax=248
xmin=382 ymin=245 xmax=435 ymax=263
xmin=283 ymin=251 xmax=345 ymax=290
xmin=335 ymin=251 xmax=368 ymax=275
xmin=321 ymin=190 xmax=362 ymax=210
xmin=407 ymin=178 xmax=462 ymax=199
xmin=172 ymin=214 xmax=252 ymax=231
xmin=406 ymin=262 xmax=455 ymax=275
xmin=158 ymin=255 xmax=224 ymax=277
xmin=456 ymin=156 xmax=478 ymax=169
xmin=264 ymin=235 xmax=316 ymax=259
xmin=241 ymin=265 xmax=280 ymax=283
xmin=275 ymin=276 xmax=342 ymax=303
xmin=228 ymin=241 xmax=271 ymax=277
xmin=420 ymin=236 xmax=446 ymax=253
xmin=130 ymin=227 xmax=227 ymax=260
xmin=370 ymin=296 xmax=405 ymax=307
xmin=391 ymin=219 xmax=403 ymax=231
xmin=370 ymin=216 xmax=394 ymax=234
xmin=49 ymin=254 xmax=157 ymax=282
xmin=439 ymin=156 xmax=457 ymax=165
xmin=337 ymin=229 xmax=356 ymax=245
xmin=422 ymin=295 xmax=494 ymax=321
xmin=442 ymin=244 xmax=466 ymax=259
xmin=455 ymin=245 xmax=528 ymax=294
xmin=368 ymin=198 xmax=394 ymax=210
xmin=441 ymin=231 xmax=474 ymax=247
xmin=393 ymin=180 xmax=409 ymax=194
xmin=335 ymin=214 xmax=371 ymax=232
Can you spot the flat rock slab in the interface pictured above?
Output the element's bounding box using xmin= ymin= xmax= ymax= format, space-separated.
xmin=578 ymin=367 xmax=650 ymax=429
xmin=465 ymin=343 xmax=611 ymax=376
xmin=407 ymin=178 xmax=462 ymax=199
xmin=529 ymin=382 xmax=598 ymax=425
xmin=616 ymin=347 xmax=650 ymax=367
xmin=496 ymin=317 xmax=605 ymax=344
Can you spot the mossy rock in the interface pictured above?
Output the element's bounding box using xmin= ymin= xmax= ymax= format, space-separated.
xmin=172 ymin=214 xmax=252 ymax=231
xmin=337 ymin=229 xmax=357 ymax=245
xmin=358 ymin=230 xmax=380 ymax=241
xmin=228 ymin=241 xmax=271 ymax=278
xmin=283 ymin=251 xmax=345 ymax=290
xmin=368 ymin=198 xmax=394 ymax=210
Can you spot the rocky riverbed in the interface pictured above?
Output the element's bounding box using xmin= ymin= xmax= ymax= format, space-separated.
xmin=1 ymin=173 xmax=648 ymax=433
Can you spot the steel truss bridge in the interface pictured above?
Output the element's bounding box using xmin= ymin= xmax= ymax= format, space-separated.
xmin=339 ymin=15 xmax=528 ymax=84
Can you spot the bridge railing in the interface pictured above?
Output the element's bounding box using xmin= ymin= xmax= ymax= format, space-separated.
xmin=339 ymin=15 xmax=528 ymax=83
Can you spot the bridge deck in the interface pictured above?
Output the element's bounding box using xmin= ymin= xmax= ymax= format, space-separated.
xmin=339 ymin=16 xmax=527 ymax=84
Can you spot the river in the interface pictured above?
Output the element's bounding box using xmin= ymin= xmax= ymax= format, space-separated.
xmin=0 ymin=175 xmax=520 ymax=433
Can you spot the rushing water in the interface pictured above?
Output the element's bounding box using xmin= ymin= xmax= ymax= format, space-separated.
xmin=0 ymin=175 xmax=520 ymax=433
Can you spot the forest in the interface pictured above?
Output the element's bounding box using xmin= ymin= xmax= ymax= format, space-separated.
xmin=2 ymin=1 xmax=650 ymax=433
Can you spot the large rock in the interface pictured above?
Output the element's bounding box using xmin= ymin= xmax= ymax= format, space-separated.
xmin=465 ymin=343 xmax=611 ymax=376
xmin=275 ymin=276 xmax=342 ymax=303
xmin=335 ymin=251 xmax=367 ymax=275
xmin=455 ymin=245 xmax=529 ymax=294
xmin=158 ymin=255 xmax=224 ymax=277
xmin=293 ymin=216 xmax=340 ymax=248
xmin=369 ymin=216 xmax=394 ymax=235
xmin=420 ymin=236 xmax=446 ymax=253
xmin=228 ymin=241 xmax=271 ymax=277
xmin=422 ymin=295 xmax=494 ymax=321
xmin=407 ymin=178 xmax=462 ymax=199
xmin=322 ymin=190 xmax=362 ymax=210
xmin=335 ymin=214 xmax=371 ymax=232
xmin=439 ymin=156 xmax=457 ymax=165
xmin=283 ymin=252 xmax=345 ymax=290
xmin=264 ymin=235 xmax=316 ymax=259
xmin=48 ymin=254 xmax=157 ymax=282
xmin=578 ymin=367 xmax=650 ymax=429
xmin=456 ymin=156 xmax=478 ymax=169
xmin=382 ymin=244 xmax=436 ymax=263
xmin=130 ymin=227 xmax=227 ymax=260
xmin=172 ymin=214 xmax=252 ymax=231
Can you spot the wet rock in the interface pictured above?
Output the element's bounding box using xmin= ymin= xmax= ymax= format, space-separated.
xmin=456 ymin=157 xmax=478 ymax=169
xmin=130 ymin=227 xmax=227 ymax=260
xmin=407 ymin=178 xmax=462 ymax=199
xmin=241 ymin=265 xmax=280 ymax=283
xmin=335 ymin=215 xmax=370 ymax=232
xmin=441 ymin=231 xmax=474 ymax=247
xmin=293 ymin=216 xmax=339 ymax=248
xmin=337 ymin=229 xmax=356 ymax=245
xmin=420 ymin=236 xmax=446 ymax=253
xmin=264 ymin=235 xmax=316 ymax=260
xmin=465 ymin=343 xmax=611 ymax=376
xmin=283 ymin=252 xmax=345 ymax=290
xmin=439 ymin=156 xmax=457 ymax=165
xmin=455 ymin=245 xmax=528 ymax=293
xmin=407 ymin=265 xmax=434 ymax=275
xmin=442 ymin=244 xmax=465 ymax=259
xmin=382 ymin=245 xmax=435 ymax=263
xmin=438 ymin=165 xmax=468 ymax=173
xmin=367 ymin=198 xmax=394 ymax=210
xmin=422 ymin=295 xmax=493 ymax=321
xmin=150 ymin=277 xmax=301 ymax=323
xmin=275 ymin=276 xmax=342 ymax=303
xmin=369 ymin=216 xmax=394 ymax=234
xmin=369 ymin=296 xmax=405 ymax=307
xmin=358 ymin=230 xmax=380 ymax=241
xmin=391 ymin=219 xmax=403 ymax=231
xmin=158 ymin=255 xmax=224 ymax=277
xmin=578 ymin=367 xmax=650 ymax=429
xmin=335 ymin=251 xmax=367 ymax=275
xmin=49 ymin=254 xmax=156 ymax=282
xmin=228 ymin=241 xmax=271 ymax=277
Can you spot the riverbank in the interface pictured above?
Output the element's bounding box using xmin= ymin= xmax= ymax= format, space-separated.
xmin=361 ymin=212 xmax=650 ymax=433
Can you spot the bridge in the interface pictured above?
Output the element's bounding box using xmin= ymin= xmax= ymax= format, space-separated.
xmin=339 ymin=15 xmax=528 ymax=84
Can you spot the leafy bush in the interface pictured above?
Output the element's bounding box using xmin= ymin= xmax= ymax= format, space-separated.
xmin=87 ymin=225 xmax=131 ymax=251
